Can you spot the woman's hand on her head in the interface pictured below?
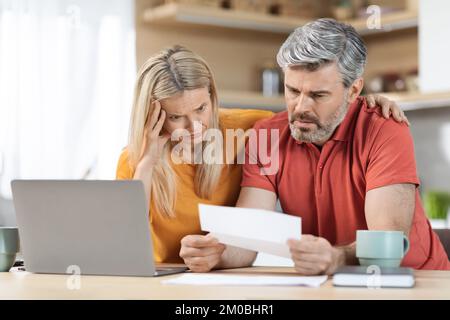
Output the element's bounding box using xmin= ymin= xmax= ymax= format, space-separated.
xmin=366 ymin=94 xmax=410 ymax=126
xmin=179 ymin=234 xmax=226 ymax=273
xmin=138 ymin=100 xmax=171 ymax=167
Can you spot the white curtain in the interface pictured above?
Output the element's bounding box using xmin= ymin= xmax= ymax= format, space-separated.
xmin=0 ymin=0 xmax=136 ymax=198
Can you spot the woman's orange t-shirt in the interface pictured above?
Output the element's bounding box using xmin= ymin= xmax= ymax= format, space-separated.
xmin=116 ymin=108 xmax=274 ymax=263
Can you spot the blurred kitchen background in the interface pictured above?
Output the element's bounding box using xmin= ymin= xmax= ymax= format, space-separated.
xmin=0 ymin=0 xmax=449 ymax=241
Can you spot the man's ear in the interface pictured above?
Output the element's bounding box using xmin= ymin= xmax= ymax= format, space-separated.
xmin=347 ymin=78 xmax=364 ymax=103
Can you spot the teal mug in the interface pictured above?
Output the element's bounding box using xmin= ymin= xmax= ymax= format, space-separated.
xmin=356 ymin=230 xmax=409 ymax=268
xmin=0 ymin=227 xmax=20 ymax=272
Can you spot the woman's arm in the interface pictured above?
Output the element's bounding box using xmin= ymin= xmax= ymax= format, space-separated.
xmin=133 ymin=100 xmax=170 ymax=209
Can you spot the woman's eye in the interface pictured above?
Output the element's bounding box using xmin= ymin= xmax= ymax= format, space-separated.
xmin=169 ymin=116 xmax=181 ymax=121
xmin=196 ymin=105 xmax=206 ymax=112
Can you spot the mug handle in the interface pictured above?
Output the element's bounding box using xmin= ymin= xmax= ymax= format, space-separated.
xmin=403 ymin=234 xmax=410 ymax=255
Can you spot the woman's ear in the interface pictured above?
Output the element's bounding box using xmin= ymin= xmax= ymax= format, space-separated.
xmin=347 ymin=78 xmax=364 ymax=103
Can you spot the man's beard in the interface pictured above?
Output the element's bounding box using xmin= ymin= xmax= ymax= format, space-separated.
xmin=289 ymin=97 xmax=349 ymax=144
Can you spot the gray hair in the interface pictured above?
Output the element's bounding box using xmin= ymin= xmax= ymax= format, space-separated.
xmin=277 ymin=18 xmax=367 ymax=88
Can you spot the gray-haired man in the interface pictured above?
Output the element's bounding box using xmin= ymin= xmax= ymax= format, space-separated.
xmin=181 ymin=19 xmax=450 ymax=274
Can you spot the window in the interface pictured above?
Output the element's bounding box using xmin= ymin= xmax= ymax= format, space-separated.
xmin=0 ymin=0 xmax=136 ymax=198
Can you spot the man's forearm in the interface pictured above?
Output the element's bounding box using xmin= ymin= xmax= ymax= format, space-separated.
xmin=216 ymin=246 xmax=257 ymax=269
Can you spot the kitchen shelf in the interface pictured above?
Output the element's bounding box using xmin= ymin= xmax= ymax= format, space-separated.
xmin=219 ymin=90 xmax=450 ymax=113
xmin=383 ymin=91 xmax=450 ymax=111
xmin=143 ymin=3 xmax=418 ymax=36
xmin=219 ymin=90 xmax=284 ymax=111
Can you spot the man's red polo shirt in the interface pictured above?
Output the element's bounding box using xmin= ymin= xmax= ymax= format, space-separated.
xmin=241 ymin=96 xmax=450 ymax=270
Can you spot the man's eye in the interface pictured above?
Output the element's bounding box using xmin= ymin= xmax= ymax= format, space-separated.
xmin=312 ymin=94 xmax=326 ymax=99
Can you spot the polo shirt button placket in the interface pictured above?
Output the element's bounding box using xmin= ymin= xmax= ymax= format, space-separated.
xmin=315 ymin=162 xmax=324 ymax=194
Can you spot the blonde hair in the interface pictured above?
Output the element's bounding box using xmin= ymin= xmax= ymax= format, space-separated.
xmin=128 ymin=45 xmax=223 ymax=218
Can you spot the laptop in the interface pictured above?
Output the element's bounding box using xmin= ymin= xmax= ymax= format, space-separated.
xmin=11 ymin=180 xmax=187 ymax=277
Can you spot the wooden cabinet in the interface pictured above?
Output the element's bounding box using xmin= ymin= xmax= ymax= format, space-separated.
xmin=136 ymin=0 xmax=426 ymax=111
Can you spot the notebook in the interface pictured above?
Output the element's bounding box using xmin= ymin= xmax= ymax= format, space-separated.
xmin=333 ymin=266 xmax=415 ymax=288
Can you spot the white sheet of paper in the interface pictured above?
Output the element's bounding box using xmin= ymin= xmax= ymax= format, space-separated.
xmin=163 ymin=274 xmax=327 ymax=287
xmin=199 ymin=204 xmax=301 ymax=258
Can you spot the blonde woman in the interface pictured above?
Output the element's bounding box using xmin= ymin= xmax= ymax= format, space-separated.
xmin=116 ymin=45 xmax=408 ymax=271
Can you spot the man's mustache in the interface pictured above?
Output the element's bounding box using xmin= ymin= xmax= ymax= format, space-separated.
xmin=290 ymin=112 xmax=321 ymax=127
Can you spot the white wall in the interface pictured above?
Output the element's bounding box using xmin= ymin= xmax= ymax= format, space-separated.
xmin=419 ymin=0 xmax=450 ymax=92
xmin=406 ymin=107 xmax=450 ymax=192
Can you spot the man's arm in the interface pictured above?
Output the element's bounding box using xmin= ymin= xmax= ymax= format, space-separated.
xmin=287 ymin=183 xmax=416 ymax=275
xmin=216 ymin=187 xmax=278 ymax=269
xmin=336 ymin=183 xmax=415 ymax=269
xmin=179 ymin=187 xmax=277 ymax=272
xmin=216 ymin=184 xmax=415 ymax=273
xmin=365 ymin=183 xmax=415 ymax=236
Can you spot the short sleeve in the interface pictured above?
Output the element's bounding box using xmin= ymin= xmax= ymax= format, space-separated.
xmin=116 ymin=148 xmax=134 ymax=180
xmin=240 ymin=121 xmax=278 ymax=194
xmin=366 ymin=120 xmax=420 ymax=192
